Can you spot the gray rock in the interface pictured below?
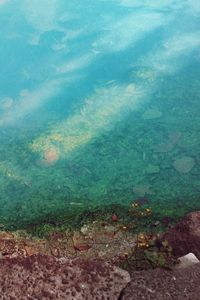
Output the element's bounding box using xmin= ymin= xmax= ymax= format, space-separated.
xmin=121 ymin=263 xmax=200 ymax=300
xmin=173 ymin=156 xmax=195 ymax=173
xmin=175 ymin=253 xmax=199 ymax=269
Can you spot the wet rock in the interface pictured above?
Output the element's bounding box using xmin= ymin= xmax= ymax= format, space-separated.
xmin=132 ymin=184 xmax=155 ymax=197
xmin=0 ymin=254 xmax=130 ymax=300
xmin=164 ymin=211 xmax=200 ymax=259
xmin=168 ymin=131 xmax=181 ymax=144
xmin=80 ymin=225 xmax=89 ymax=235
xmin=121 ymin=263 xmax=200 ymax=300
xmin=74 ymin=243 xmax=91 ymax=251
xmin=154 ymin=141 xmax=174 ymax=153
xmin=154 ymin=131 xmax=181 ymax=153
xmin=173 ymin=156 xmax=195 ymax=173
xmin=24 ymin=245 xmax=37 ymax=257
xmin=175 ymin=253 xmax=199 ymax=269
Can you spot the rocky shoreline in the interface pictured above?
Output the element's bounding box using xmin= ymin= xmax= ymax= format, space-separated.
xmin=0 ymin=211 xmax=200 ymax=299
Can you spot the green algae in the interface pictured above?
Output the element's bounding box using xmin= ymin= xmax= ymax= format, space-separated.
xmin=0 ymin=69 xmax=200 ymax=234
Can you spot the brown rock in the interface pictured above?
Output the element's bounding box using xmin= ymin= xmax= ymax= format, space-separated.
xmin=164 ymin=211 xmax=200 ymax=259
xmin=74 ymin=243 xmax=91 ymax=251
xmin=0 ymin=254 xmax=130 ymax=300
xmin=24 ymin=245 xmax=37 ymax=256
xmin=0 ymin=231 xmax=14 ymax=239
xmin=50 ymin=247 xmax=60 ymax=257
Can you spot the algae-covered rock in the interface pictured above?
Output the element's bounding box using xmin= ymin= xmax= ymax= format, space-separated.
xmin=173 ymin=156 xmax=195 ymax=173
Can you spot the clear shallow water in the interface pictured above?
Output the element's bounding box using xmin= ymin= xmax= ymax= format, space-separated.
xmin=0 ymin=0 xmax=200 ymax=228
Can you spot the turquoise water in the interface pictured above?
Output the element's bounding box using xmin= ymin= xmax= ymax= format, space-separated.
xmin=0 ymin=0 xmax=200 ymax=228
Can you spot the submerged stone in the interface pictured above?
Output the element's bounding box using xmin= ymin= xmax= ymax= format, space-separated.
xmin=145 ymin=164 xmax=160 ymax=174
xmin=154 ymin=141 xmax=174 ymax=153
xmin=173 ymin=156 xmax=195 ymax=173
xmin=132 ymin=184 xmax=155 ymax=197
xmin=40 ymin=147 xmax=59 ymax=166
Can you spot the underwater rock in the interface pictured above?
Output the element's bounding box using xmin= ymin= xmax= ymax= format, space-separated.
xmin=132 ymin=184 xmax=155 ymax=197
xmin=164 ymin=211 xmax=200 ymax=259
xmin=121 ymin=263 xmax=200 ymax=300
xmin=142 ymin=108 xmax=162 ymax=120
xmin=154 ymin=131 xmax=181 ymax=153
xmin=0 ymin=254 xmax=130 ymax=300
xmin=173 ymin=156 xmax=195 ymax=173
xmin=154 ymin=141 xmax=174 ymax=153
xmin=43 ymin=147 xmax=59 ymax=165
xmin=168 ymin=131 xmax=181 ymax=144
xmin=145 ymin=164 xmax=160 ymax=174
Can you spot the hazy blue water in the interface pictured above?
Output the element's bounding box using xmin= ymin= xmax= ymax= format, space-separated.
xmin=0 ymin=0 xmax=200 ymax=227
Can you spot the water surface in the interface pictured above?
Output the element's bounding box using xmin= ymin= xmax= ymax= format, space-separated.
xmin=0 ymin=0 xmax=200 ymax=228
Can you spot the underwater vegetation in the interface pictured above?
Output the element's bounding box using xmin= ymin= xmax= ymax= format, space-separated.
xmin=0 ymin=0 xmax=199 ymax=234
xmin=0 ymin=68 xmax=200 ymax=233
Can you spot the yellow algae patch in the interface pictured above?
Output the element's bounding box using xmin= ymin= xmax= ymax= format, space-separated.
xmin=50 ymin=133 xmax=63 ymax=142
